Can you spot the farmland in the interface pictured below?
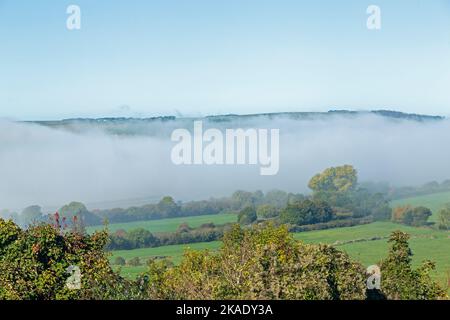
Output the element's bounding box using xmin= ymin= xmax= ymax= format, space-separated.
xmin=88 ymin=213 xmax=237 ymax=234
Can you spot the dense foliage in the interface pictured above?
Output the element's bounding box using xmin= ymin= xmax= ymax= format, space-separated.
xmin=0 ymin=217 xmax=144 ymax=300
xmin=309 ymin=166 xmax=391 ymax=221
xmin=144 ymin=224 xmax=368 ymax=299
xmin=308 ymin=165 xmax=358 ymax=194
xmin=279 ymin=199 xmax=334 ymax=225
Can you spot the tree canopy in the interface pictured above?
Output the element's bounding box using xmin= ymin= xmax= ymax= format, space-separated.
xmin=279 ymin=199 xmax=334 ymax=226
xmin=308 ymin=165 xmax=358 ymax=194
xmin=238 ymin=206 xmax=257 ymax=225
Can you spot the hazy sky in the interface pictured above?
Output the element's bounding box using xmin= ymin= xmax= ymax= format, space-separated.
xmin=1 ymin=0 xmax=450 ymax=120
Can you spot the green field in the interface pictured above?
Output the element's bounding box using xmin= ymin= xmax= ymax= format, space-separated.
xmin=88 ymin=213 xmax=237 ymax=234
xmin=391 ymin=191 xmax=450 ymax=222
xmin=110 ymin=221 xmax=449 ymax=289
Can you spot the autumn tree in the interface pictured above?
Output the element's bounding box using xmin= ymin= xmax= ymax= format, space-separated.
xmin=308 ymin=165 xmax=358 ymax=194
xmin=391 ymin=205 xmax=432 ymax=226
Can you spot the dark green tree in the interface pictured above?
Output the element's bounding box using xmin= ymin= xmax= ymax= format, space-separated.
xmin=238 ymin=206 xmax=257 ymax=225
xmin=59 ymin=202 xmax=101 ymax=227
xmin=157 ymin=196 xmax=180 ymax=218
xmin=379 ymin=231 xmax=446 ymax=299
xmin=127 ymin=228 xmax=158 ymax=248
xmin=279 ymin=199 xmax=334 ymax=226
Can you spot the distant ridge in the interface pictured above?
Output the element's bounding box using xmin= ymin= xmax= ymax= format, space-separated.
xmin=31 ymin=109 xmax=444 ymax=125
xmin=205 ymin=109 xmax=444 ymax=122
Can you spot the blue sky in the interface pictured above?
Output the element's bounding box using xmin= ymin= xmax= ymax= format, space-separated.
xmin=1 ymin=0 xmax=450 ymax=120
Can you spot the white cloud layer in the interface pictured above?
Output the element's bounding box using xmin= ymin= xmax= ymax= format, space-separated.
xmin=1 ymin=114 xmax=450 ymax=212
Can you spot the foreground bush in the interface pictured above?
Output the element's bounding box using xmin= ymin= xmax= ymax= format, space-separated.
xmin=0 ymin=218 xmax=145 ymax=300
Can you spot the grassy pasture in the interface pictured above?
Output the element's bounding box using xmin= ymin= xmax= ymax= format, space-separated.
xmin=88 ymin=213 xmax=237 ymax=234
xmin=293 ymin=222 xmax=449 ymax=288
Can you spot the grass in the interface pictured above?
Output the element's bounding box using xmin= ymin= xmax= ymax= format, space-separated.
xmin=292 ymin=221 xmax=443 ymax=243
xmin=88 ymin=213 xmax=237 ymax=234
xmin=390 ymin=190 xmax=450 ymax=222
xmin=340 ymin=237 xmax=449 ymax=288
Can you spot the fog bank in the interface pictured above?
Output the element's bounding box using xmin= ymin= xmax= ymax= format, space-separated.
xmin=1 ymin=114 xmax=450 ymax=211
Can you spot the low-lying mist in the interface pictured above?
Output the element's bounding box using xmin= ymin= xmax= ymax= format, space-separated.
xmin=1 ymin=114 xmax=450 ymax=212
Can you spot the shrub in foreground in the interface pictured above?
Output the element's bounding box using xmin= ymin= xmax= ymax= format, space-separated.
xmin=0 ymin=218 xmax=144 ymax=300
xmin=379 ymin=231 xmax=447 ymax=300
